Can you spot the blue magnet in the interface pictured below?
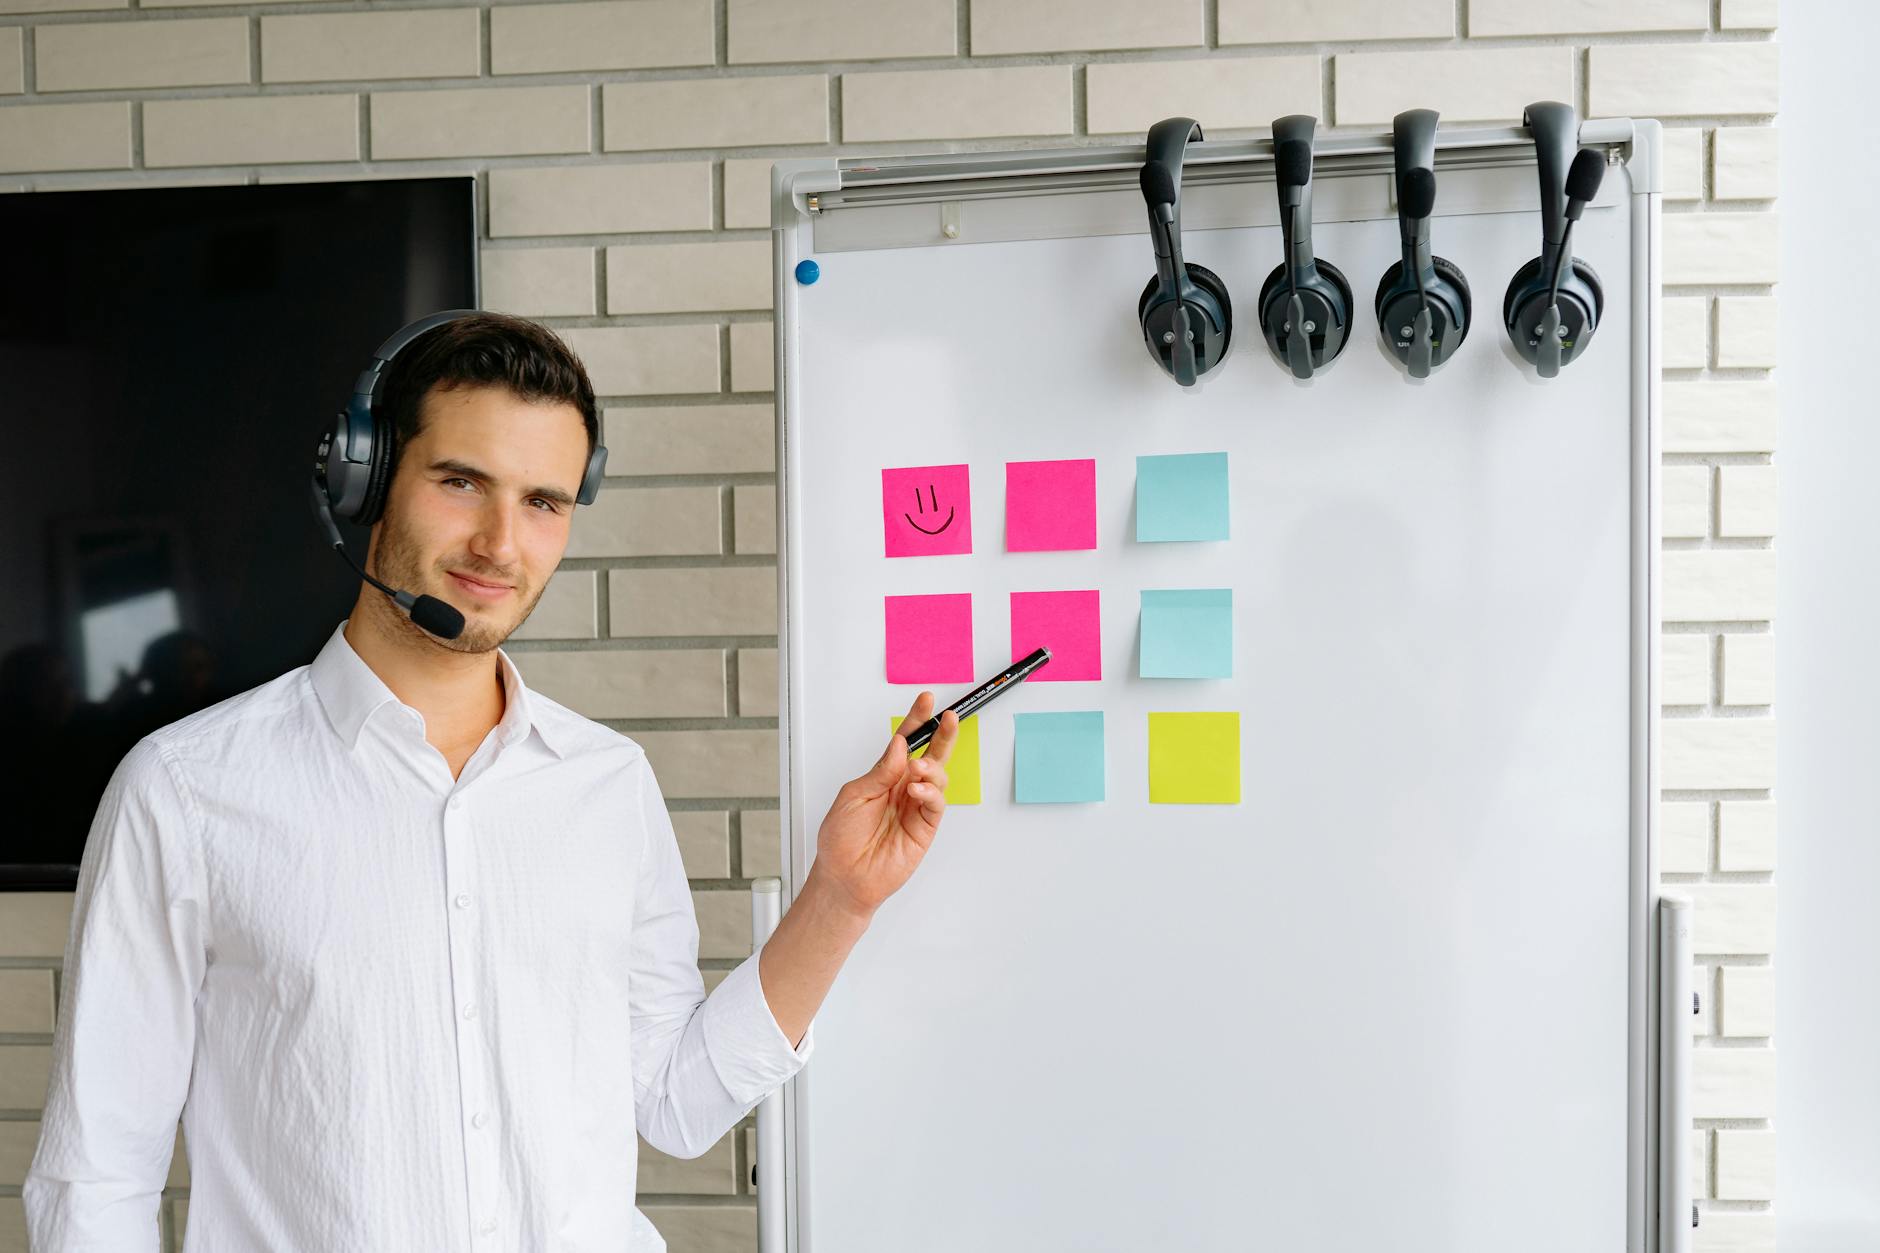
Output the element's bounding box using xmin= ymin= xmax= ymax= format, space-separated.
xmin=794 ymin=259 xmax=821 ymax=286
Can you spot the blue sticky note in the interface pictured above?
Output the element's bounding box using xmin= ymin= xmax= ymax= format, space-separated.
xmin=1136 ymin=451 xmax=1230 ymax=542
xmin=1013 ymin=711 xmax=1105 ymax=803
xmin=1140 ymin=588 xmax=1233 ymax=678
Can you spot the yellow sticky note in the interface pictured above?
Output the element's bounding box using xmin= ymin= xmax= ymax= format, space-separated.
xmin=889 ymin=713 xmax=981 ymax=805
xmin=1147 ymin=711 xmax=1240 ymax=804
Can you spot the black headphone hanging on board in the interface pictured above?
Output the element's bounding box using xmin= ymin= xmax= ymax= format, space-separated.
xmin=310 ymin=309 xmax=610 ymax=640
xmin=1375 ymin=108 xmax=1471 ymax=378
xmin=1503 ymin=101 xmax=1608 ymax=377
xmin=1258 ymin=115 xmax=1352 ymax=379
xmin=1137 ymin=117 xmax=1233 ymax=386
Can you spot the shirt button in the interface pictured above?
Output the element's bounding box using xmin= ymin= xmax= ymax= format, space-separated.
xmin=447 ymin=796 xmax=463 ymax=811
xmin=479 ymin=1219 xmax=496 ymax=1235
xmin=472 ymin=1111 xmax=488 ymax=1129
xmin=463 ymin=1003 xmax=478 ymax=1019
xmin=453 ymin=893 xmax=471 ymax=909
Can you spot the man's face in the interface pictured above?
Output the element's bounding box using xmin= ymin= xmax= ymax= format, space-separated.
xmin=368 ymin=383 xmax=589 ymax=654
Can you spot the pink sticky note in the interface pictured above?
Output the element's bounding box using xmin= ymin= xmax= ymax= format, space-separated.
xmin=1010 ymin=590 xmax=1101 ymax=681
xmin=882 ymin=463 xmax=972 ymax=558
xmin=1006 ymin=458 xmax=1097 ymax=552
xmin=885 ymin=593 xmax=975 ymax=683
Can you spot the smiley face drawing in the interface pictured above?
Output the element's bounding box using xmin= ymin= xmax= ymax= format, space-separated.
xmin=882 ymin=463 xmax=972 ymax=558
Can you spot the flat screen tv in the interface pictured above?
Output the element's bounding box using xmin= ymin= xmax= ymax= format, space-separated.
xmin=0 ymin=177 xmax=479 ymax=888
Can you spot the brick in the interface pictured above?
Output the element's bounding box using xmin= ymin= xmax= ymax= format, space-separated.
xmin=0 ymin=102 xmax=129 ymax=173
xmin=1691 ymin=1047 xmax=1775 ymax=1118
xmin=1664 ymin=213 xmax=1778 ymax=285
xmin=1661 ymin=632 xmax=1710 ymax=704
xmin=145 ymin=94 xmax=358 ymax=168
xmin=372 ymin=85 xmax=589 ymax=160
xmin=1662 ymin=129 xmax=1704 ymax=202
xmin=482 ymin=247 xmax=597 ymax=318
xmin=1719 ymin=0 xmax=1777 ymax=29
xmin=1659 ymin=800 xmax=1708 ymax=874
xmin=738 ymin=649 xmax=777 ymax=717
xmin=1713 ymin=127 xmax=1777 ymax=200
xmin=1715 ymin=297 xmax=1777 ymax=369
xmin=0 ymin=28 xmax=20 ymax=94
xmin=1663 ymin=718 xmax=1775 ymax=790
xmin=1691 ymin=1129 xmax=1708 ymax=1200
xmin=167 ymin=1124 xmax=187 ymax=1186
xmin=493 ymin=0 xmax=713 ymax=74
xmin=490 ymin=162 xmax=712 ymax=237
xmin=973 ymin=0 xmax=1202 ymax=54
xmin=1335 ymin=48 xmax=1571 ymax=126
xmin=744 ymin=1125 xmax=757 ymax=1190
xmin=1663 ymin=382 xmax=1776 ymax=455
xmin=634 ymin=729 xmax=779 ymax=797
xmin=843 ymin=66 xmax=1072 ymax=142
xmin=1664 ymin=550 xmax=1775 ymax=622
xmin=1718 ymin=800 xmax=1776 ymax=872
xmin=611 ymin=568 xmax=777 ymax=636
xmin=1687 ymin=884 xmax=1775 ymax=954
xmin=1660 ymin=294 xmax=1706 ymax=371
xmin=728 ymin=0 xmax=954 ymax=63
xmin=639 ymin=1130 xmax=738 ymax=1192
xmin=734 ymin=485 xmax=776 ymax=555
xmin=514 ymin=648 xmax=724 ymax=718
xmin=1721 ymin=632 xmax=1774 ymax=706
xmin=724 ymin=158 xmax=773 ymax=229
xmin=1085 ymin=55 xmax=1319 ymax=136
xmin=174 ymin=1198 xmax=188 ymax=1246
xmin=1714 ymin=1127 xmax=1775 ymax=1198
xmin=0 ymin=894 xmax=72 ymax=958
xmin=1692 ymin=964 xmax=1716 ymax=1036
xmin=741 ymin=810 xmax=782 ymax=877
xmin=1590 ymin=43 xmax=1779 ymax=119
xmin=607 ymin=241 xmax=772 ymax=314
xmin=567 ymin=484 xmax=721 ymax=557
xmin=603 ymin=76 xmax=829 ymax=151
xmin=1718 ymin=966 xmax=1774 ymax=1040
xmin=36 ymin=17 xmax=247 ymax=92
xmin=1717 ymin=465 xmax=1776 ymax=540
xmin=262 ymin=9 xmax=479 ymax=83
xmin=0 ymin=970 xmax=54 ymax=1033
xmin=0 ymin=0 xmax=125 ymax=9
xmin=0 ymin=1046 xmax=51 ymax=1108
xmin=1661 ymin=465 xmax=1709 ymax=539
xmin=558 ymin=326 xmax=721 ymax=396
xmin=1220 ymin=0 xmax=1450 ymax=42
xmin=1469 ymin=0 xmax=1704 ymax=34
xmin=1692 ymin=1211 xmax=1775 ymax=1253
xmin=643 ymin=1203 xmax=757 ymax=1251
xmin=603 ymin=404 xmax=775 ymax=474
xmin=671 ymin=810 xmax=731 ymax=879
xmin=693 ymin=890 xmax=752 ymax=958
xmin=0 ymin=1120 xmax=39 ymax=1187
xmin=730 ymin=321 xmax=774 ymax=392
xmin=509 ymin=568 xmax=598 ymax=640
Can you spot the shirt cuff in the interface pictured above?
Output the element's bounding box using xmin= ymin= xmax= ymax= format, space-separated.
xmin=700 ymin=947 xmax=815 ymax=1108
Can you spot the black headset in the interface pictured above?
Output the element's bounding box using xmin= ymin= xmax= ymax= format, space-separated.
xmin=1258 ymin=115 xmax=1351 ymax=379
xmin=1503 ymin=101 xmax=1608 ymax=377
xmin=1137 ymin=118 xmax=1233 ymax=386
xmin=310 ymin=309 xmax=609 ymax=639
xmin=1375 ymin=108 xmax=1471 ymax=377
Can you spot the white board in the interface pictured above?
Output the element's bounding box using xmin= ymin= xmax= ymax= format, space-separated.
xmin=771 ymin=124 xmax=1661 ymax=1253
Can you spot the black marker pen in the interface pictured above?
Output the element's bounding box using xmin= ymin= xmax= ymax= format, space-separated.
xmin=903 ymin=647 xmax=1052 ymax=752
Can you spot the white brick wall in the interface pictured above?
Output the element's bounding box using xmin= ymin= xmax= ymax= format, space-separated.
xmin=0 ymin=4 xmax=1780 ymax=1249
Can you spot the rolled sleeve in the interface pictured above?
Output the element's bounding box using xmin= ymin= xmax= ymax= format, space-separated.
xmin=700 ymin=950 xmax=815 ymax=1109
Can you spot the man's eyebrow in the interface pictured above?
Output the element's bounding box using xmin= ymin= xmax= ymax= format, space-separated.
xmin=427 ymin=458 xmax=577 ymax=508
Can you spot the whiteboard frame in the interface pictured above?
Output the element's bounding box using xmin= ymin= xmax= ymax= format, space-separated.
xmin=766 ymin=117 xmax=1664 ymax=1253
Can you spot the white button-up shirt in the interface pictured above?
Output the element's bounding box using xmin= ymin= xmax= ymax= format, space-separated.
xmin=24 ymin=621 xmax=813 ymax=1252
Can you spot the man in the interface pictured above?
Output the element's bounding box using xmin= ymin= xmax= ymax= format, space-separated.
xmin=23 ymin=313 xmax=959 ymax=1251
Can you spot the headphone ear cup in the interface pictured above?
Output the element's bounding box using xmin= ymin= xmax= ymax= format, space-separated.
xmin=1570 ymin=256 xmax=1604 ymax=322
xmin=356 ymin=401 xmax=396 ymax=529
xmin=1181 ymin=262 xmax=1233 ymax=352
xmin=1312 ymin=256 xmax=1353 ymax=328
xmin=1502 ymin=256 xmax=1546 ymax=331
xmin=1430 ymin=255 xmax=1472 ymax=332
xmin=1373 ymin=260 xmax=1410 ymax=319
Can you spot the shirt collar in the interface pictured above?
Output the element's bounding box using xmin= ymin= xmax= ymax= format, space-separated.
xmin=309 ymin=620 xmax=568 ymax=760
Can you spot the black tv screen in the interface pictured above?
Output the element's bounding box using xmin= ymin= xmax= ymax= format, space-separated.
xmin=0 ymin=177 xmax=478 ymax=888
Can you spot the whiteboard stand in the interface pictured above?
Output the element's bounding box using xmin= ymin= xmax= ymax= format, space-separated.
xmin=752 ymin=878 xmax=786 ymax=1253
xmin=764 ymin=116 xmax=1673 ymax=1253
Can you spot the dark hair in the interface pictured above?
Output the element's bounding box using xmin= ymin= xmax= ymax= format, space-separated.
xmin=375 ymin=312 xmax=598 ymax=486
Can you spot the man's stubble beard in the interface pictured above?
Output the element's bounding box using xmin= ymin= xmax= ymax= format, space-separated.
xmin=367 ymin=501 xmax=549 ymax=655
